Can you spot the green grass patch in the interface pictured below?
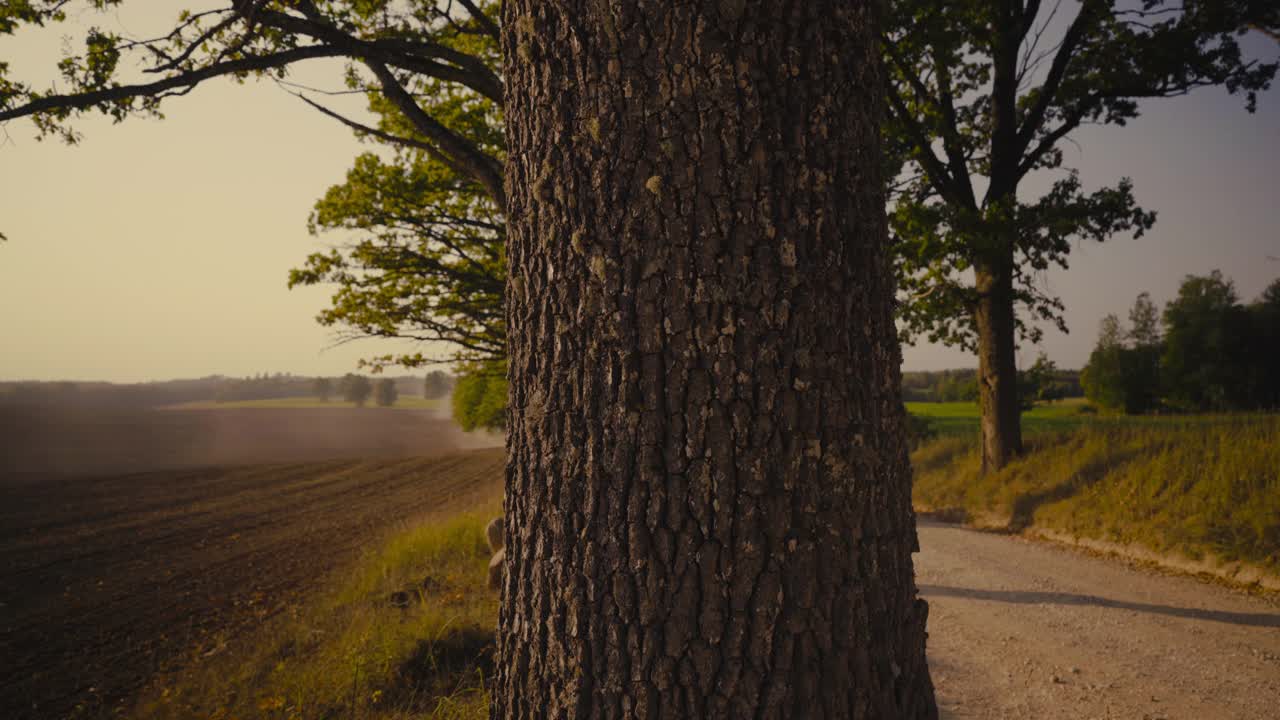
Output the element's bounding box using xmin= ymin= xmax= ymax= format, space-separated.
xmin=903 ymin=397 xmax=1251 ymax=438
xmin=136 ymin=506 xmax=500 ymax=720
xmin=907 ymin=398 xmax=1092 ymax=437
xmin=912 ymin=415 xmax=1280 ymax=573
xmin=168 ymin=396 xmax=445 ymax=410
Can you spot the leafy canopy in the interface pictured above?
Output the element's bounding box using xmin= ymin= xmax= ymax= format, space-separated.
xmin=885 ymin=0 xmax=1277 ymax=350
xmin=289 ymin=146 xmax=505 ymax=370
xmin=0 ymin=1 xmax=506 ymax=205
xmin=1083 ymin=273 xmax=1280 ymax=414
xmin=0 ymin=1 xmax=508 ymax=387
xmin=284 ymin=7 xmax=504 ymax=374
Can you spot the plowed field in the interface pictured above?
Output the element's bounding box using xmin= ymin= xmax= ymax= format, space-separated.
xmin=0 ymin=405 xmax=503 ymax=720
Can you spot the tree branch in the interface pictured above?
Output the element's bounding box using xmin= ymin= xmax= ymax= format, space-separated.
xmin=285 ymin=87 xmax=473 ymax=182
xmin=457 ymin=0 xmax=501 ymax=40
xmin=253 ymin=7 xmax=504 ymax=105
xmin=1016 ymin=1 xmax=1102 ymax=157
xmin=0 ymin=45 xmax=348 ymax=123
xmin=366 ymin=61 xmax=507 ymax=211
xmin=930 ymin=47 xmax=978 ymax=207
xmin=883 ymin=77 xmax=966 ymax=209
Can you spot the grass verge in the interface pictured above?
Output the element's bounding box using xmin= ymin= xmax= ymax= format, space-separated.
xmin=912 ymin=415 xmax=1280 ymax=576
xmin=134 ymin=506 xmax=500 ymax=720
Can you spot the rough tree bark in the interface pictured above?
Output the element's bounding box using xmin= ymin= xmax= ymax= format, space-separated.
xmin=496 ymin=2 xmax=937 ymax=718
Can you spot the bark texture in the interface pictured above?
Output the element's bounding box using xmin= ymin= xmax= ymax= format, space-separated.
xmin=973 ymin=259 xmax=1023 ymax=473
xmin=496 ymin=2 xmax=937 ymax=718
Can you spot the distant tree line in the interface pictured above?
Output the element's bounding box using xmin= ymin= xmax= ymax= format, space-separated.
xmin=902 ymin=365 xmax=1082 ymax=405
xmin=1 ymin=376 xmax=240 ymax=410
xmin=215 ymin=373 xmax=314 ymax=403
xmin=901 ymin=369 xmax=980 ymax=403
xmin=313 ymin=373 xmax=454 ymax=408
xmin=2 ymin=372 xmax=442 ymax=412
xmin=1082 ymin=272 xmax=1280 ymax=414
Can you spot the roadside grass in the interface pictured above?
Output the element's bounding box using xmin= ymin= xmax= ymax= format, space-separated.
xmin=912 ymin=415 xmax=1280 ymax=573
xmin=135 ymin=504 xmax=500 ymax=720
xmin=167 ymin=396 xmax=445 ymax=410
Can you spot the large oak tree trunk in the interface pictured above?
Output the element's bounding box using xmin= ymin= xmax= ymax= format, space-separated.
xmin=496 ymin=2 xmax=937 ymax=718
xmin=973 ymin=257 xmax=1023 ymax=473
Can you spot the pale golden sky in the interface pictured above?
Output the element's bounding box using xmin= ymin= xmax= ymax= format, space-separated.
xmin=1 ymin=5 xmax=1277 ymax=381
xmin=1 ymin=4 xmax=428 ymax=381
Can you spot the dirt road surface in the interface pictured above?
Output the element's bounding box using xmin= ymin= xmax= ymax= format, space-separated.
xmin=919 ymin=519 xmax=1280 ymax=719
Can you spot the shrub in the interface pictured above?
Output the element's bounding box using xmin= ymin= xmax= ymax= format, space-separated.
xmin=452 ymin=365 xmax=506 ymax=431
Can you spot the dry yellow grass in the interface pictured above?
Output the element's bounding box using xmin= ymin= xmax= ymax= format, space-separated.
xmin=134 ymin=503 xmax=501 ymax=720
xmin=912 ymin=416 xmax=1280 ymax=575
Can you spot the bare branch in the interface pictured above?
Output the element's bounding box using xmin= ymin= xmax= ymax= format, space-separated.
xmin=883 ymin=76 xmax=968 ymax=209
xmin=0 ymin=45 xmax=348 ymax=124
xmin=457 ymin=0 xmax=501 ymax=40
xmin=282 ymin=85 xmax=473 ymax=182
xmin=1016 ymin=1 xmax=1102 ymax=156
xmin=253 ymin=7 xmax=505 ymax=105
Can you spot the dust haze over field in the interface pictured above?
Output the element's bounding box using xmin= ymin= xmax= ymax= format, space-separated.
xmin=0 ymin=396 xmax=501 ymax=479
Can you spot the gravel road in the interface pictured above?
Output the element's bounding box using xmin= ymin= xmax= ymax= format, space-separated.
xmin=917 ymin=520 xmax=1280 ymax=720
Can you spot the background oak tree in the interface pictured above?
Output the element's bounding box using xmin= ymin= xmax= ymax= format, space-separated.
xmin=884 ymin=0 xmax=1277 ymax=470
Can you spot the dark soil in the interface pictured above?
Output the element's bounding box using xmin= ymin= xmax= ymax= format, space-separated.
xmin=0 ymin=408 xmax=503 ymax=720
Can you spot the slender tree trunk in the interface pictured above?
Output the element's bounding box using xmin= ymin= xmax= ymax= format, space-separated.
xmin=973 ymin=256 xmax=1023 ymax=473
xmin=496 ymin=3 xmax=936 ymax=718
xmin=972 ymin=2 xmax=1027 ymax=474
